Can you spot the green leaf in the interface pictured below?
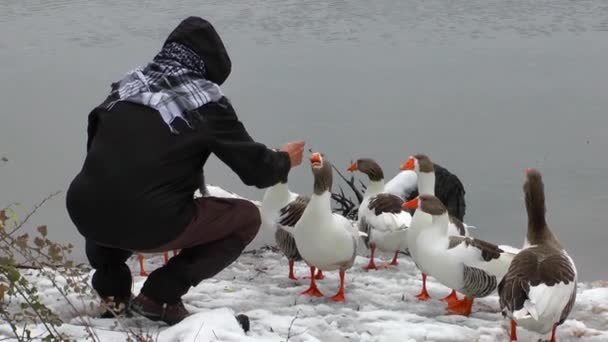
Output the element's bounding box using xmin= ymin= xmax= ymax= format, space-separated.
xmin=6 ymin=267 xmax=20 ymax=282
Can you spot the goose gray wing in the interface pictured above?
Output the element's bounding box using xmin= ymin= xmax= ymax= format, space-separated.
xmin=278 ymin=196 xmax=310 ymax=228
xmin=448 ymin=236 xmax=503 ymax=261
xmin=448 ymin=236 xmax=504 ymax=297
xmin=358 ymin=216 xmax=372 ymax=248
xmin=449 ymin=216 xmax=467 ymax=236
xmin=461 ymin=265 xmax=498 ymax=297
xmin=275 ymin=196 xmax=309 ymax=260
xmin=358 ymin=193 xmax=405 ymax=248
xmin=368 ymin=193 xmax=405 ymax=216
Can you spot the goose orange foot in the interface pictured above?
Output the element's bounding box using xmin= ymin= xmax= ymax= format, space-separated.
xmin=510 ymin=319 xmax=518 ymax=341
xmin=288 ymin=259 xmax=298 ymax=280
xmin=439 ymin=289 xmax=460 ymax=305
xmin=301 ymin=266 xmax=324 ymax=297
xmin=137 ymin=255 xmax=149 ymax=277
xmin=330 ymin=270 xmax=347 ymax=302
xmin=549 ymin=323 xmax=558 ymax=342
xmin=302 ymin=270 xmax=325 ymax=280
xmin=415 ymin=273 xmax=431 ymax=301
xmin=447 ymin=297 xmax=474 ymax=316
xmin=380 ymin=251 xmax=400 ymax=268
xmin=363 ymin=245 xmax=378 ymax=271
xmin=301 ymin=285 xmax=324 ymax=297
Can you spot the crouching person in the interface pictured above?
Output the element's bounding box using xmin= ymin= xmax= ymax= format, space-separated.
xmin=65 ymin=16 xmax=304 ymax=326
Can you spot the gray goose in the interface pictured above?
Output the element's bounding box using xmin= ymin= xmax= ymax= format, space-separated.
xmin=276 ymin=195 xmax=324 ymax=280
xmin=347 ymin=158 xmax=411 ymax=270
xmin=401 ymin=154 xmax=474 ymax=304
xmin=261 ymin=179 xmax=323 ymax=281
xmin=406 ymin=194 xmax=518 ymax=316
xmin=498 ymin=168 xmax=577 ymax=342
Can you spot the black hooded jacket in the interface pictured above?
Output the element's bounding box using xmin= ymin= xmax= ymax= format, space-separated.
xmin=66 ymin=17 xmax=290 ymax=250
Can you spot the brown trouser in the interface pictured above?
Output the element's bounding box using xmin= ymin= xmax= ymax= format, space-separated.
xmin=86 ymin=196 xmax=261 ymax=304
xmin=143 ymin=196 xmax=260 ymax=252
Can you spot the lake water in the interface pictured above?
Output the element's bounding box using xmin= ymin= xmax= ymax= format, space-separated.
xmin=1 ymin=0 xmax=607 ymax=281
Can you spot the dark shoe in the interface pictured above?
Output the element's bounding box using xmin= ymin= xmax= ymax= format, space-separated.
xmin=100 ymin=295 xmax=133 ymax=318
xmin=130 ymin=293 xmax=189 ymax=325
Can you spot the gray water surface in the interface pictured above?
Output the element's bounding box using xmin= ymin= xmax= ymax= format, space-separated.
xmin=1 ymin=0 xmax=607 ymax=281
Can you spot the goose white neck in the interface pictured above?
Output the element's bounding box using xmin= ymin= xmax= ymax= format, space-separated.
xmin=310 ymin=190 xmax=332 ymax=207
xmin=263 ymin=182 xmax=290 ymax=203
xmin=365 ymin=180 xmax=385 ymax=197
xmin=304 ymin=191 xmax=333 ymax=223
xmin=430 ymin=212 xmax=450 ymax=235
xmin=417 ymin=172 xmax=435 ymax=195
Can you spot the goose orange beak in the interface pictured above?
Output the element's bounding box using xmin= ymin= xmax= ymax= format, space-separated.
xmin=400 ymin=157 xmax=415 ymax=171
xmin=347 ymin=161 xmax=358 ymax=172
xmin=310 ymin=153 xmax=323 ymax=164
xmin=403 ymin=197 xmax=419 ymax=209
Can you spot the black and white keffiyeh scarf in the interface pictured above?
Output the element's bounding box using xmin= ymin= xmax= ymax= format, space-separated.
xmin=102 ymin=42 xmax=223 ymax=133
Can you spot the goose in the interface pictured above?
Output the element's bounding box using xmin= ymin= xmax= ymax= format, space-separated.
xmin=406 ymin=194 xmax=518 ymax=316
xmin=498 ymin=168 xmax=577 ymax=342
xmin=347 ymin=158 xmax=411 ymax=270
xmin=289 ymin=152 xmax=365 ymax=302
xmin=260 ymin=180 xmax=324 ymax=280
xmin=401 ymin=154 xmax=472 ymax=303
xmin=383 ymin=169 xmax=418 ymax=201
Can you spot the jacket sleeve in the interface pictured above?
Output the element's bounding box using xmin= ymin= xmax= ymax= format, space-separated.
xmin=203 ymin=98 xmax=291 ymax=188
xmin=86 ymin=109 xmax=100 ymax=152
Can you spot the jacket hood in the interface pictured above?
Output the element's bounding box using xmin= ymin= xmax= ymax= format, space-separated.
xmin=163 ymin=16 xmax=232 ymax=85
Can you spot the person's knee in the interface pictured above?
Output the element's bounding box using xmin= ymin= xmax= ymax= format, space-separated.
xmin=86 ymin=240 xmax=132 ymax=269
xmin=236 ymin=200 xmax=261 ymax=245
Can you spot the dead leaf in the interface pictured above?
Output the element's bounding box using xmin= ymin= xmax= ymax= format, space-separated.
xmin=0 ymin=283 xmax=7 ymax=301
xmin=37 ymin=225 xmax=48 ymax=237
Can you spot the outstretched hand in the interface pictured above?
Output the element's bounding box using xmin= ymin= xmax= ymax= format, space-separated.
xmin=280 ymin=140 xmax=305 ymax=168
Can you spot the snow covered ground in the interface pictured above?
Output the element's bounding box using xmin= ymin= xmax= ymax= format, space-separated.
xmin=1 ymin=186 xmax=607 ymax=341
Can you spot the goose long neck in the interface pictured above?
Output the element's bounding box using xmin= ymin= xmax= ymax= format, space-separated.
xmin=263 ymin=182 xmax=290 ymax=203
xmin=431 ymin=212 xmax=450 ymax=235
xmin=418 ymin=172 xmax=435 ymax=195
xmin=524 ymin=177 xmax=560 ymax=247
xmin=308 ymin=191 xmax=332 ymax=219
xmin=365 ymin=180 xmax=385 ymax=197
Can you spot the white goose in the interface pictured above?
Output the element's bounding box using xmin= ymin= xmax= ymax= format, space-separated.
xmin=383 ymin=168 xmax=418 ymax=201
xmin=409 ymin=194 xmax=518 ymax=316
xmin=401 ymin=154 xmax=473 ymax=303
xmin=260 ymin=179 xmax=323 ymax=281
xmin=498 ymin=168 xmax=577 ymax=342
xmin=288 ymin=152 xmax=365 ymax=302
xmin=347 ymin=158 xmax=411 ymax=270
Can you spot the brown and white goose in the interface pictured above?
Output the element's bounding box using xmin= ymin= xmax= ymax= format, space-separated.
xmin=261 ymin=179 xmax=324 ymax=281
xmin=288 ymin=153 xmax=366 ymax=302
xmin=401 ymin=154 xmax=474 ymax=303
xmin=498 ymin=168 xmax=577 ymax=342
xmin=347 ymin=158 xmax=411 ymax=270
xmin=274 ymin=194 xmax=325 ymax=281
xmin=407 ymin=194 xmax=518 ymax=316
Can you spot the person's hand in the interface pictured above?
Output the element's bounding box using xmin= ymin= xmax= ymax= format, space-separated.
xmin=280 ymin=140 xmax=305 ymax=168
